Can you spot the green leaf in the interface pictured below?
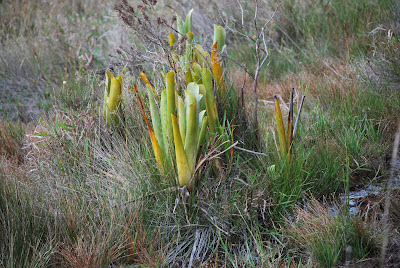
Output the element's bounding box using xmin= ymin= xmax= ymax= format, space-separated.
xmin=184 ymin=9 xmax=193 ymax=33
xmin=56 ymin=122 xmax=73 ymax=132
xmin=184 ymin=102 xmax=198 ymax=174
xmin=176 ymin=12 xmax=185 ymax=37
xmin=160 ymin=90 xmax=169 ymax=156
xmin=178 ymin=96 xmax=186 ymax=145
xmin=147 ymin=85 xmax=165 ymax=156
xmin=166 ymin=71 xmax=176 ymax=144
xmin=197 ymin=115 xmax=208 ymax=152
xmin=201 ymin=68 xmax=218 ymax=134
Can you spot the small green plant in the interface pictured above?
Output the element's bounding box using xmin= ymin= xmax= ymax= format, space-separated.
xmin=103 ymin=70 xmax=123 ymax=129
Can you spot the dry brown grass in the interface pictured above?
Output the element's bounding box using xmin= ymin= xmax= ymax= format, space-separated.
xmin=58 ymin=232 xmax=125 ymax=268
xmin=0 ymin=121 xmax=25 ymax=164
xmin=124 ymin=223 xmax=166 ymax=267
xmin=231 ymin=56 xmax=355 ymax=112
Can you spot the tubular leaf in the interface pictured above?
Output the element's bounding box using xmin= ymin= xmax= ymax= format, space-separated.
xmin=171 ymin=114 xmax=191 ymax=188
xmin=184 ymin=103 xmax=198 ymax=174
xmin=166 ymin=71 xmax=176 ymax=143
xmin=178 ymin=96 xmax=186 ymax=145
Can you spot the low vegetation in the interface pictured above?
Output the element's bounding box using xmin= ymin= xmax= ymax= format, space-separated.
xmin=1 ymin=0 xmax=399 ymax=267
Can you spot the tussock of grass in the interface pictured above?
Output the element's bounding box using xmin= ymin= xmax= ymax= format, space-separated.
xmin=285 ymin=197 xmax=380 ymax=267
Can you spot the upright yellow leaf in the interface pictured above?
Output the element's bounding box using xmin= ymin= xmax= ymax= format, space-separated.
xmin=147 ymin=85 xmax=164 ymax=156
xmin=171 ymin=114 xmax=191 ymax=188
xmin=275 ymin=96 xmax=287 ymax=157
xmin=107 ymin=77 xmax=122 ymax=112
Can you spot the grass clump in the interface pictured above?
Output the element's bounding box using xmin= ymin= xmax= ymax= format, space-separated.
xmin=0 ymin=180 xmax=54 ymax=267
xmin=286 ymin=197 xmax=379 ymax=267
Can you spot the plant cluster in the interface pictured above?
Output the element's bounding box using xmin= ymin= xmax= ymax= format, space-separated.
xmin=102 ymin=8 xmax=241 ymax=193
